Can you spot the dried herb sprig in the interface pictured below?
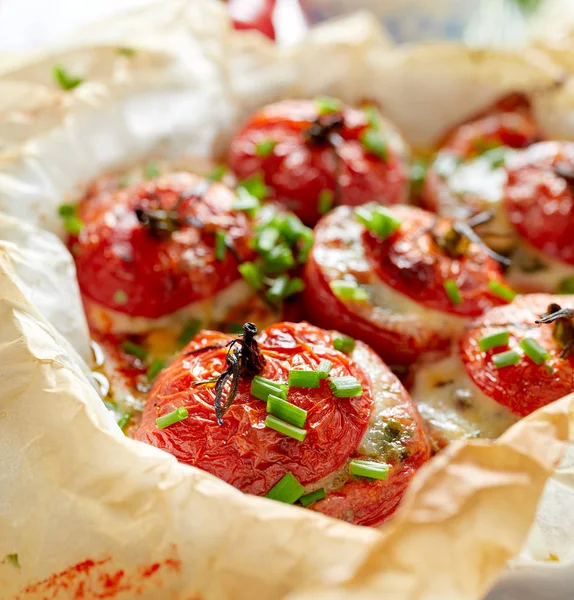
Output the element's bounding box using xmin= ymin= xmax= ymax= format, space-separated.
xmin=536 ymin=303 xmax=574 ymax=358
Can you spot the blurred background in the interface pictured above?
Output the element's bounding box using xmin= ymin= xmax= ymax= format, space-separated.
xmin=1 ymin=0 xmax=574 ymax=52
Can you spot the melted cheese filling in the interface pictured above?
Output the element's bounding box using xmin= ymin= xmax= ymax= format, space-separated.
xmin=410 ymin=352 xmax=519 ymax=443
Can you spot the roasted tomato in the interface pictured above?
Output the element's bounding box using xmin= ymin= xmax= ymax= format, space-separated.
xmin=461 ymin=294 xmax=574 ymax=417
xmin=422 ymin=100 xmax=538 ymax=247
xmin=72 ymin=173 xmax=256 ymax=332
xmin=503 ymin=142 xmax=574 ymax=293
xmin=134 ymin=321 xmax=430 ymax=527
xmin=227 ymin=99 xmax=410 ymax=226
xmin=304 ymin=203 xmax=509 ymax=365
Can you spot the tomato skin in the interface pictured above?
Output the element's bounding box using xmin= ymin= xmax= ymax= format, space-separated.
xmin=228 ymin=100 xmax=409 ymax=226
xmin=504 ymin=142 xmax=574 ymax=266
xmin=134 ymin=321 xmax=430 ymax=526
xmin=73 ymin=173 xmax=255 ymax=320
xmin=461 ymin=294 xmax=574 ymax=416
xmin=228 ymin=0 xmax=276 ymax=40
xmin=304 ymin=205 xmax=507 ymax=365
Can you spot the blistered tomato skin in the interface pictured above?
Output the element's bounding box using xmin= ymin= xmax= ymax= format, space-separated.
xmin=504 ymin=142 xmax=574 ymax=266
xmin=304 ymin=204 xmax=508 ymax=365
xmin=73 ymin=173 xmax=255 ymax=320
xmin=228 ymin=100 xmax=409 ymax=226
xmin=134 ymin=321 xmax=430 ymax=526
xmin=461 ymin=294 xmax=574 ymax=417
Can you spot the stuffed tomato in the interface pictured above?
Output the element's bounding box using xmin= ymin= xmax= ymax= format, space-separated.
xmin=304 ymin=203 xmax=511 ymax=366
xmin=228 ymin=98 xmax=410 ymax=226
xmin=134 ymin=321 xmax=430 ymax=526
xmin=410 ymin=294 xmax=574 ymax=448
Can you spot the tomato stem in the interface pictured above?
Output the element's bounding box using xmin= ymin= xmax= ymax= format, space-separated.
xmin=535 ymin=303 xmax=574 ymax=358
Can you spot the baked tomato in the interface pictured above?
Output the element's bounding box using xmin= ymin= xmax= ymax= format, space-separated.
xmin=134 ymin=321 xmax=430 ymax=527
xmin=72 ymin=173 xmax=256 ymax=331
xmin=227 ymin=99 xmax=409 ymax=226
xmin=461 ymin=294 xmax=574 ymax=416
xmin=304 ymin=203 xmax=509 ymax=365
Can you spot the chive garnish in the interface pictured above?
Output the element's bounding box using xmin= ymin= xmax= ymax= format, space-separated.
xmin=349 ymin=459 xmax=390 ymax=480
xmin=177 ymin=319 xmax=201 ymax=347
xmin=519 ymin=337 xmax=550 ymax=365
xmin=265 ymin=472 xmax=305 ymax=504
xmin=207 ymin=164 xmax=227 ymax=182
xmin=266 ymin=275 xmax=304 ymax=303
xmin=121 ymin=340 xmax=148 ymax=361
xmin=491 ymin=349 xmax=521 ymax=368
xmin=318 ymin=189 xmax=334 ymax=215
xmin=215 ymin=230 xmax=227 ymax=261
xmin=143 ymin=162 xmax=160 ymax=179
xmin=58 ymin=203 xmax=76 ymax=217
xmin=443 ymin=280 xmax=462 ymax=305
xmin=255 ymin=139 xmax=277 ymax=157
xmin=251 ymin=376 xmax=288 ymax=402
xmin=117 ymin=413 xmax=131 ymax=430
xmin=360 ymin=129 xmax=387 ymax=160
xmin=330 ymin=280 xmax=369 ymax=302
xmin=156 ymin=407 xmax=188 ymax=429
xmin=239 ymin=262 xmax=264 ymax=291
xmin=316 ymin=359 xmax=332 ymax=378
xmin=328 ymin=376 xmax=363 ymax=398
xmin=266 ymin=395 xmax=307 ymax=428
xmin=262 ymin=243 xmax=295 ymax=274
xmin=478 ymin=331 xmax=510 ymax=352
xmin=362 ymin=104 xmax=380 ymax=129
xmin=264 ymin=415 xmax=307 ymax=441
xmin=62 ymin=216 xmax=84 ymax=235
xmin=233 ymin=188 xmax=261 ymax=217
xmin=288 ymin=370 xmax=321 ymax=389
xmin=557 ymin=276 xmax=574 ymax=294
xmin=355 ymin=205 xmax=401 ymax=240
xmin=238 ymin=173 xmax=267 ymax=201
xmin=314 ymin=96 xmax=342 ymax=116
xmin=53 ymin=65 xmax=83 ymax=90
xmin=299 ymin=488 xmax=326 ymax=507
xmin=333 ymin=335 xmax=355 ymax=353
xmin=488 ymin=280 xmax=516 ymax=302
xmin=146 ymin=359 xmax=165 ymax=381
xmin=256 ymin=227 xmax=280 ymax=253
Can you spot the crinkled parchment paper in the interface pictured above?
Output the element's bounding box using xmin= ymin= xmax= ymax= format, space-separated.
xmin=1 ymin=1 xmax=574 ymax=598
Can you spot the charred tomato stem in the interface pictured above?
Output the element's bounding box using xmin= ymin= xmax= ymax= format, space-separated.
xmin=536 ymin=303 xmax=574 ymax=358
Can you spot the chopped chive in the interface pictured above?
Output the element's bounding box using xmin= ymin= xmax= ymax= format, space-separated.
xmin=255 ymin=139 xmax=277 ymax=157
xmin=328 ymin=376 xmax=363 ymax=398
xmin=355 ymin=206 xmax=401 ymax=241
xmin=207 ymin=164 xmax=227 ymax=182
xmin=256 ymin=227 xmax=280 ymax=253
xmin=299 ymin=488 xmax=326 ymax=507
xmin=443 ymin=280 xmax=462 ymax=305
xmin=262 ymin=243 xmax=295 ymax=274
xmin=488 ymin=280 xmax=516 ymax=302
xmin=519 ymin=337 xmax=551 ymax=365
xmin=333 ymin=335 xmax=355 ymax=353
xmin=557 ymin=276 xmax=574 ymax=294
xmin=349 ymin=459 xmax=390 ymax=480
xmin=318 ymin=189 xmax=334 ymax=215
xmin=288 ymin=369 xmax=321 ymax=389
xmin=482 ymin=147 xmax=507 ymax=169
xmin=238 ymin=173 xmax=267 ymax=201
xmin=239 ymin=262 xmax=264 ymax=291
xmin=314 ymin=96 xmax=342 ymax=116
xmin=478 ymin=331 xmax=510 ymax=352
xmin=267 ymin=395 xmax=307 ymax=428
xmin=53 ymin=65 xmax=83 ymax=90
xmin=121 ymin=340 xmax=148 ymax=361
xmin=117 ymin=47 xmax=136 ymax=57
xmin=409 ymin=158 xmax=428 ymax=195
xmin=156 ymin=407 xmax=188 ymax=429
xmin=279 ymin=213 xmax=306 ymax=243
xmin=117 ymin=177 xmax=131 ymax=188
xmin=117 ymin=413 xmax=131 ymax=430
xmin=251 ymin=376 xmax=288 ymax=402
xmin=265 ymin=472 xmax=305 ymax=504
xmin=360 ymin=129 xmax=387 ymax=160
xmin=63 ymin=216 xmax=84 ymax=235
xmin=215 ymin=230 xmax=227 ymax=261
xmin=233 ymin=188 xmax=261 ymax=217
xmin=316 ymin=359 xmax=332 ymax=378
xmin=285 ymin=276 xmax=305 ymax=297
xmin=492 ymin=349 xmax=521 ymax=368
xmin=113 ymin=289 xmax=128 ymax=305
xmin=146 ymin=359 xmax=165 ymax=381
xmin=329 ymin=280 xmax=369 ymax=302
xmin=6 ymin=554 xmax=20 ymax=569
xmin=266 ymin=275 xmax=304 ymax=303
xmin=362 ymin=104 xmax=380 ymax=129
xmin=58 ymin=203 xmax=76 ymax=217
xmin=143 ymin=162 xmax=160 ymax=179
xmin=178 ymin=319 xmax=201 ymax=347
xmin=264 ymin=415 xmax=307 ymax=441
xmin=296 ymin=228 xmax=314 ymax=264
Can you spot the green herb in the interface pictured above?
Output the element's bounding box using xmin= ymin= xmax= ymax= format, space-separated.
xmin=288 ymin=369 xmax=321 ymax=389
xmin=279 ymin=213 xmax=306 ymax=243
xmin=296 ymin=228 xmax=314 ymax=264
xmin=117 ymin=177 xmax=131 ymax=188
xmin=207 ymin=164 xmax=227 ymax=182
xmin=492 ymin=349 xmax=521 ymax=368
xmin=147 ymin=359 xmax=166 ymax=381
xmin=482 ymin=147 xmax=508 ymax=170
xmin=238 ymin=173 xmax=267 ymax=201
xmin=443 ymin=280 xmax=463 ymax=305
xmin=251 ymin=376 xmax=288 ymax=402
xmin=156 ymin=407 xmax=188 ymax=429
xmin=267 ymin=395 xmax=307 ymax=428
xmin=6 ymin=554 xmax=20 ymax=569
xmin=53 ymin=65 xmax=83 ymax=90
xmin=239 ymin=262 xmax=264 ymax=291
xmin=121 ymin=340 xmax=148 ymax=361
xmin=143 ymin=162 xmax=161 ymax=179
xmin=328 ymin=376 xmax=363 ymax=398
xmin=265 ymin=472 xmax=305 ymax=504
xmin=333 ymin=335 xmax=355 ymax=353
xmin=355 ymin=205 xmax=401 ymax=241
xmin=255 ymin=139 xmax=277 ymax=157
xmin=233 ymin=188 xmax=261 ymax=217
xmin=557 ymin=276 xmax=574 ymax=294
xmin=255 ymin=227 xmax=280 ymax=253
xmin=488 ymin=280 xmax=516 ymax=302
xmin=113 ymin=289 xmax=128 ymax=305
xmin=264 ymin=415 xmax=307 ymax=441
xmin=362 ymin=104 xmax=380 ymax=129
xmin=299 ymin=488 xmax=326 ymax=507
xmin=349 ymin=459 xmax=390 ymax=480
xmin=409 ymin=158 xmax=428 ymax=195
xmin=178 ymin=319 xmax=201 ymax=348
xmin=519 ymin=337 xmax=550 ymax=365
xmin=478 ymin=331 xmax=510 ymax=352
xmin=329 ymin=279 xmax=369 ymax=302
xmin=58 ymin=203 xmax=76 ymax=217
xmin=117 ymin=47 xmax=136 ymax=57
xmin=318 ymin=189 xmax=334 ymax=215
xmin=314 ymin=96 xmax=342 ymax=116
xmin=215 ymin=230 xmax=227 ymax=261
xmin=360 ymin=129 xmax=387 ymax=160
xmin=262 ymin=243 xmax=295 ymax=274
xmin=316 ymin=359 xmax=332 ymax=378
xmin=117 ymin=413 xmax=131 ymax=430
xmin=62 ymin=216 xmax=84 ymax=235
xmin=266 ymin=275 xmax=304 ymax=303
